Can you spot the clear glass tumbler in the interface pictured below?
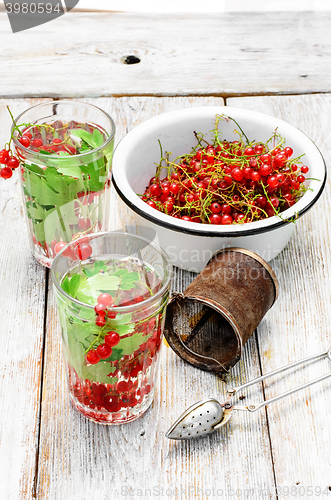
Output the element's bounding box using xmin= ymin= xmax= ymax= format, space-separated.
xmin=52 ymin=231 xmax=172 ymax=424
xmin=12 ymin=100 xmax=115 ymax=267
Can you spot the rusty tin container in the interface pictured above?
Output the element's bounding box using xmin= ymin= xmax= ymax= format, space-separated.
xmin=164 ymin=248 xmax=279 ymax=374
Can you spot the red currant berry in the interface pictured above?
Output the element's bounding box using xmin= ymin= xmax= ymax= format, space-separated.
xmin=283 ymin=193 xmax=293 ymax=202
xmin=104 ymin=331 xmax=120 ymax=347
xmin=270 ymin=196 xmax=280 ymax=208
xmin=209 ymin=214 xmax=222 ymax=224
xmin=160 ymin=193 xmax=168 ymax=203
xmin=220 ymin=204 xmax=232 ymax=215
xmin=251 ymin=171 xmax=261 ymax=182
xmin=94 ymin=303 xmax=107 ymax=316
xmin=182 ymin=178 xmax=192 ymax=189
xmin=0 ymin=167 xmax=13 ymax=179
xmin=243 ymin=167 xmax=252 ymax=179
xmin=0 ymin=149 xmax=9 ymax=164
xmin=95 ymin=315 xmax=106 ymax=327
xmin=181 ymin=215 xmax=192 ymax=222
xmin=77 ymin=218 xmax=91 ymax=232
xmin=31 ymin=139 xmax=43 ymax=148
xmin=74 ymin=243 xmax=92 ymax=260
xmin=256 ymin=195 xmax=267 ymax=208
xmin=161 ymin=182 xmax=170 ymax=192
xmin=235 ymin=214 xmax=246 ymax=223
xmin=163 ymin=200 xmax=173 ymax=213
xmin=265 ymin=206 xmax=276 ymax=217
xmin=254 ymin=144 xmax=264 ymax=154
xmin=210 ymin=202 xmax=221 ymax=214
xmin=249 ymin=157 xmax=258 ymax=168
xmin=273 ymin=153 xmax=287 ymax=168
xmin=171 ymin=171 xmax=180 ymax=181
xmin=170 ymin=182 xmax=180 ymax=195
xmin=63 ymin=145 xmax=76 ymax=154
xmin=283 ymin=193 xmax=295 ymax=207
xmin=221 ymin=214 xmax=233 ymax=225
xmin=97 ymin=293 xmax=114 ymax=307
xmin=259 ymin=164 xmax=272 ymax=177
xmin=54 ymin=242 xmax=67 ymax=254
xmin=276 ymin=173 xmax=285 ymax=185
xmin=96 ymin=343 xmax=112 ymax=360
xmin=192 ymin=161 xmax=201 ymax=173
xmin=86 ymin=350 xmax=100 ymax=365
xmin=284 ymin=147 xmax=293 ymax=158
xmin=260 ymin=153 xmax=271 ymax=165
xmin=146 ymin=200 xmax=157 ymax=209
xmin=267 ymin=175 xmax=278 ymax=189
xmin=6 ymin=157 xmax=19 ymax=169
xmin=202 ymin=176 xmax=211 ymax=188
xmin=244 ymin=147 xmax=255 ymax=156
xmin=297 ymin=175 xmax=305 ymax=183
xmin=271 ymin=147 xmax=281 ymax=156
xmin=149 ymin=184 xmax=161 ymax=197
xmin=290 ymin=180 xmax=300 ymax=190
xmin=116 ymin=380 xmax=133 ymax=393
xmin=301 ymin=165 xmax=309 ymax=174
xmin=231 ymin=168 xmax=244 ymax=181
xmin=18 ymin=136 xmax=31 ymax=148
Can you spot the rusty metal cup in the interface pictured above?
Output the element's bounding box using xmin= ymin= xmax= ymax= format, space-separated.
xmin=164 ymin=248 xmax=279 ymax=374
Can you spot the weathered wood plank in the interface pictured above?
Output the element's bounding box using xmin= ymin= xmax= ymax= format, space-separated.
xmin=0 ymin=98 xmax=48 ymax=499
xmin=227 ymin=94 xmax=331 ymax=495
xmin=0 ymin=11 xmax=331 ymax=98
xmin=36 ymin=97 xmax=277 ymax=500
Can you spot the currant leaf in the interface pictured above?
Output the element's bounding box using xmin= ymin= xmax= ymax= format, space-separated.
xmin=70 ymin=128 xmax=104 ymax=149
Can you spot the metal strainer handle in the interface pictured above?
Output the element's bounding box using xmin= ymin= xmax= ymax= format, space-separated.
xmin=229 ymin=348 xmax=331 ymax=412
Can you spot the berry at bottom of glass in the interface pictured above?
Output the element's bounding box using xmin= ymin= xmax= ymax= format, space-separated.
xmin=57 ymin=255 xmax=168 ymax=424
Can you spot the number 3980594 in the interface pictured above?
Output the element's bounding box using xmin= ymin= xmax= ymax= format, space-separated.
xmin=5 ymin=3 xmax=63 ymax=14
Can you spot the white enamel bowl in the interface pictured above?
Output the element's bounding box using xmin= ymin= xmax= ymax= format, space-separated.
xmin=112 ymin=106 xmax=326 ymax=272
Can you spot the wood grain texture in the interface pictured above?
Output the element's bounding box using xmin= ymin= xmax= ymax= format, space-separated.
xmin=1 ymin=11 xmax=331 ymax=98
xmin=3 ymin=93 xmax=331 ymax=499
xmin=228 ymin=94 xmax=331 ymax=497
xmin=36 ymin=97 xmax=277 ymax=500
xmin=0 ymin=99 xmax=48 ymax=499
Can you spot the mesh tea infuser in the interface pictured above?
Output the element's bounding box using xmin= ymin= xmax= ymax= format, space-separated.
xmin=166 ymin=347 xmax=331 ymax=440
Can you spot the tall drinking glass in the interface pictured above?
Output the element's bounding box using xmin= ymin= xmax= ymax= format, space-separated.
xmin=12 ymin=100 xmax=115 ymax=267
xmin=52 ymin=232 xmax=172 ymax=424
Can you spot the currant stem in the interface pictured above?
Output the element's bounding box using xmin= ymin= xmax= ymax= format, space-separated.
xmin=221 ymin=114 xmax=250 ymax=144
xmin=7 ymin=106 xmax=22 ymax=137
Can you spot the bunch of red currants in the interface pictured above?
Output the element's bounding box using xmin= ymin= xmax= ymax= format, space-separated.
xmin=140 ymin=134 xmax=309 ymax=225
xmin=0 ymin=148 xmax=20 ymax=179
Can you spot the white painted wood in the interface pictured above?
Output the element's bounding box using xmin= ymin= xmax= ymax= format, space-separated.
xmin=36 ymin=97 xmax=277 ymax=500
xmin=0 ymin=11 xmax=331 ymax=97
xmin=0 ymin=99 xmax=48 ymax=499
xmin=2 ymin=92 xmax=331 ymax=497
xmin=73 ymin=0 xmax=331 ymax=12
xmin=228 ymin=94 xmax=331 ymax=495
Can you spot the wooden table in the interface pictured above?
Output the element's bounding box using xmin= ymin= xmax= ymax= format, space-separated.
xmin=1 ymin=8 xmax=331 ymax=500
